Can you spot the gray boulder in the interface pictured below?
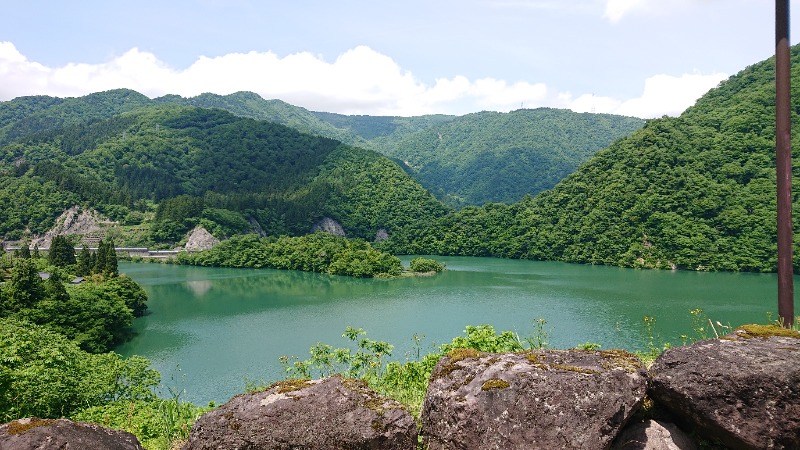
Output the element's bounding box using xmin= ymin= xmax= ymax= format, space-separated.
xmin=611 ymin=420 xmax=697 ymax=450
xmin=183 ymin=376 xmax=417 ymax=450
xmin=0 ymin=417 xmax=144 ymax=449
xmin=421 ymin=348 xmax=647 ymax=450
xmin=648 ymin=325 xmax=800 ymax=450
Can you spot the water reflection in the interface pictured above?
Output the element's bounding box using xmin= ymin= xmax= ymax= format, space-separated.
xmin=116 ymin=258 xmax=796 ymax=405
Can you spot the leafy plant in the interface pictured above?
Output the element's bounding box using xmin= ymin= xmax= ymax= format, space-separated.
xmin=0 ymin=318 xmax=159 ymax=422
xmin=280 ymin=326 xmax=394 ymax=380
xmin=408 ymin=257 xmax=445 ymax=273
xmin=278 ymin=323 xmax=544 ymax=416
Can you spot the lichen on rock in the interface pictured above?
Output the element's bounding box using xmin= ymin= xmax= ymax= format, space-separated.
xmin=184 ymin=375 xmax=416 ymax=450
xmin=0 ymin=418 xmax=144 ymax=450
xmin=649 ymin=332 xmax=800 ymax=449
xmin=421 ymin=349 xmax=647 ymax=450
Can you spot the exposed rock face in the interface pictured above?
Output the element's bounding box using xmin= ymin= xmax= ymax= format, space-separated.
xmin=184 ymin=226 xmax=220 ymax=252
xmin=374 ymin=228 xmax=389 ymax=242
xmin=421 ymin=349 xmax=647 ymax=450
xmin=0 ymin=417 xmax=144 ymax=450
xmin=648 ymin=327 xmax=800 ymax=450
xmin=611 ymin=420 xmax=697 ymax=450
xmin=32 ymin=205 xmax=109 ymax=248
xmin=311 ymin=217 xmax=346 ymax=236
xmin=248 ymin=216 xmax=267 ymax=237
xmin=184 ymin=376 xmax=417 ymax=450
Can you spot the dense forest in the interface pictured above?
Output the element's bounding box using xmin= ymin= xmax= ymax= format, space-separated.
xmin=0 ymin=104 xmax=448 ymax=245
xmin=2 ymin=46 xmax=800 ymax=274
xmin=0 ymin=248 xmax=206 ymax=448
xmin=368 ymin=108 xmax=644 ymax=206
xmin=0 ymin=88 xmax=643 ymax=212
xmin=156 ymin=92 xmax=644 ymax=207
xmin=382 ymin=45 xmax=800 ymax=273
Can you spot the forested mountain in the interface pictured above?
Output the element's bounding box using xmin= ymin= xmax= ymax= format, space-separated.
xmin=0 ymin=89 xmax=151 ymax=147
xmin=155 ymin=95 xmax=644 ymax=206
xmin=5 ymin=42 xmax=792 ymax=273
xmin=0 ymin=89 xmax=643 ymax=208
xmin=365 ymin=109 xmax=644 ymax=206
xmin=0 ymin=104 xmax=448 ymax=245
xmin=155 ymin=91 xmax=364 ymax=145
xmin=384 ymin=45 xmax=800 ymax=273
xmin=311 ymin=110 xmax=457 ymax=144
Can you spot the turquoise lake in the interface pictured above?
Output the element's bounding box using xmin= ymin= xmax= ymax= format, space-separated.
xmin=115 ymin=257 xmax=797 ymax=405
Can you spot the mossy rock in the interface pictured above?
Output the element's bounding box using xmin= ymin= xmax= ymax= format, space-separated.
xmin=731 ymin=324 xmax=800 ymax=339
xmin=481 ymin=378 xmax=510 ymax=391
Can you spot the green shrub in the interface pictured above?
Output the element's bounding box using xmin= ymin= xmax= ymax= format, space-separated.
xmin=0 ymin=318 xmax=159 ymax=421
xmin=408 ymin=257 xmax=445 ymax=273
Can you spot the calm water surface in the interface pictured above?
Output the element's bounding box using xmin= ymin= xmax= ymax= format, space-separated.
xmin=115 ymin=257 xmax=796 ymax=405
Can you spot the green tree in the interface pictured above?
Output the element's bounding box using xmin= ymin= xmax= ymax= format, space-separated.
xmin=0 ymin=317 xmax=159 ymax=421
xmin=101 ymin=275 xmax=148 ymax=317
xmin=13 ymin=243 xmax=31 ymax=259
xmin=6 ymin=258 xmax=46 ymax=312
xmin=93 ymin=239 xmax=108 ymax=275
xmin=44 ymin=269 xmax=70 ymax=303
xmin=49 ymin=234 xmax=76 ymax=267
xmin=76 ymin=245 xmax=92 ymax=276
xmin=104 ymin=237 xmax=119 ymax=277
xmin=409 ymin=257 xmax=445 ymax=273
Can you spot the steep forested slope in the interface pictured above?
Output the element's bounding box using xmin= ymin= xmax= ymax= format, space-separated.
xmin=0 ymin=104 xmax=448 ymax=244
xmin=155 ymin=91 xmax=362 ymax=144
xmin=194 ymin=100 xmax=644 ymax=207
xmin=385 ymin=46 xmax=800 ymax=273
xmin=1 ymin=90 xmax=642 ymax=209
xmin=368 ymin=109 xmax=644 ymax=206
xmin=0 ymin=89 xmax=151 ymax=146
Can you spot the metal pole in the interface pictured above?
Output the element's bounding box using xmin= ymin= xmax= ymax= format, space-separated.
xmin=776 ymin=0 xmax=794 ymax=328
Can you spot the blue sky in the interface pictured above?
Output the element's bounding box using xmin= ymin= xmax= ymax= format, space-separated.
xmin=1 ymin=0 xmax=797 ymax=118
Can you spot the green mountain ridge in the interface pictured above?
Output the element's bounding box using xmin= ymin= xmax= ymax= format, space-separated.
xmin=0 ymin=104 xmax=448 ymax=244
xmin=0 ymin=89 xmax=152 ymax=147
xmin=0 ymin=89 xmax=644 ymax=208
xmin=385 ymin=45 xmax=800 ymax=273
xmin=156 ymin=93 xmax=644 ymax=206
xmin=374 ymin=108 xmax=644 ymax=205
xmin=2 ymin=44 xmax=796 ymax=273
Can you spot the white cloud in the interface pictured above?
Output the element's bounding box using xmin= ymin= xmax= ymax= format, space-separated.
xmin=604 ymin=0 xmax=648 ymax=22
xmin=0 ymin=41 xmax=723 ymax=118
xmin=566 ymin=71 xmax=727 ymax=118
xmin=615 ymin=72 xmax=728 ymax=117
xmin=0 ymin=42 xmax=51 ymax=99
xmin=603 ymin=0 xmax=713 ymax=23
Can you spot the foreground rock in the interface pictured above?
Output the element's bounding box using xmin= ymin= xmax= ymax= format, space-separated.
xmin=0 ymin=418 xmax=144 ymax=449
xmin=611 ymin=419 xmax=697 ymax=450
xmin=649 ymin=325 xmax=800 ymax=450
xmin=183 ymin=375 xmax=416 ymax=450
xmin=421 ymin=348 xmax=647 ymax=450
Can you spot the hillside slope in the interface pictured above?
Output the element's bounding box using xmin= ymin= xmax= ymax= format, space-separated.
xmin=0 ymin=89 xmax=151 ymax=146
xmin=0 ymin=105 xmax=448 ymax=244
xmin=0 ymin=90 xmax=643 ymax=208
xmin=370 ymin=108 xmax=644 ymax=206
xmin=386 ymin=45 xmax=800 ymax=272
